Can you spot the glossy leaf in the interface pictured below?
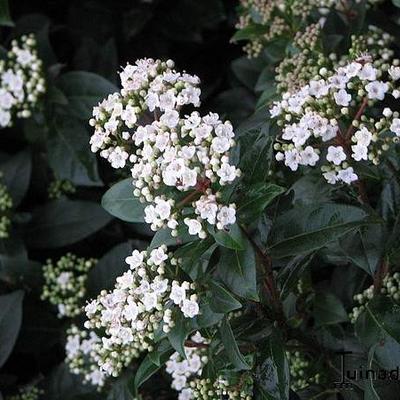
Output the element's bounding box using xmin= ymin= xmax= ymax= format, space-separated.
xmin=102 ymin=179 xmax=145 ymax=222
xmin=0 ymin=290 xmax=24 ymax=367
xmin=209 ymin=281 xmax=242 ymax=314
xmin=26 ymin=200 xmax=112 ymax=248
xmin=219 ymin=318 xmax=251 ymax=370
xmin=57 ymin=71 xmax=117 ymax=120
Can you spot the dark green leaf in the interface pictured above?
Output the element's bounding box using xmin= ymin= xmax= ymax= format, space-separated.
xmin=0 ymin=149 xmax=31 ymax=207
xmin=269 ymin=203 xmax=375 ymax=258
xmin=57 ymin=71 xmax=117 ymax=120
xmin=362 ymin=297 xmax=400 ymax=344
xmin=255 ymin=333 xmax=289 ymax=400
xmin=0 ymin=0 xmax=13 ymax=27
xmin=150 ymin=226 xmax=197 ymax=249
xmin=209 ymin=223 xmax=245 ymax=250
xmin=209 ymin=281 xmax=242 ymax=314
xmin=167 ymin=312 xmax=194 ymax=358
xmin=393 ymin=0 xmax=400 ymax=8
xmin=232 ymin=24 xmax=268 ymax=41
xmin=102 ymin=179 xmax=145 ymax=223
xmin=26 ymin=200 xmax=112 ymax=248
xmin=133 ymin=349 xmax=172 ymax=392
xmin=314 ymin=293 xmax=349 ymax=326
xmin=219 ymin=318 xmax=251 ymax=370
xmin=87 ymin=241 xmax=146 ymax=297
xmin=217 ymin=237 xmax=259 ymax=301
xmin=0 ymin=290 xmax=24 ymax=367
xmin=238 ymin=183 xmax=284 ymax=223
xmin=48 ymin=117 xmax=102 ymax=186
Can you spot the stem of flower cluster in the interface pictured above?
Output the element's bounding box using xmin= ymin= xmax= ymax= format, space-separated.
xmin=373 ymin=258 xmax=389 ymax=295
xmin=240 ymin=226 xmax=283 ymax=321
xmin=345 ymin=97 xmax=369 ymax=140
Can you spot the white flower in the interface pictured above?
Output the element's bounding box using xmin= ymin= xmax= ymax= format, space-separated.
xmin=121 ymin=105 xmax=137 ymax=127
xmin=365 ymin=81 xmax=388 ymax=100
xmin=299 ymin=146 xmax=319 ymax=166
xmin=195 ymin=196 xmax=218 ymax=225
xmin=323 ymin=170 xmax=338 ymax=185
xmin=181 ymin=299 xmax=199 ymax=318
xmin=179 ymin=388 xmax=193 ymax=400
xmin=155 ymin=198 xmax=171 ymax=220
xmin=108 ymin=147 xmax=129 ymax=169
xmin=184 ymin=218 xmax=202 ymax=236
xmin=217 ymin=163 xmax=237 ymax=183
xmin=333 ymin=89 xmax=351 ymax=107
xmin=170 ymin=283 xmax=186 ymax=305
xmin=172 ymin=375 xmax=188 ymax=391
xmin=354 ymin=127 xmax=372 ymax=146
xmin=159 ymin=91 xmax=177 ymax=110
xmin=211 ymin=137 xmax=230 ymax=153
xmin=123 ymin=298 xmax=139 ymax=321
xmin=284 ymin=149 xmax=301 ymax=171
xmin=326 ymin=146 xmax=346 ymax=165
xmin=359 ymin=64 xmax=377 ymax=81
xmin=390 ymin=118 xmax=400 ymax=136
xmin=125 ymin=250 xmax=144 ymax=269
xmin=149 ymin=247 xmax=168 ymax=265
xmin=216 ymin=206 xmax=236 ymax=229
xmin=351 ymin=144 xmax=368 ymax=161
xmin=338 ymin=167 xmax=358 ymax=184
xmin=309 ymin=79 xmax=329 ymax=98
xmin=320 ymin=124 xmax=338 ymax=142
xmin=389 ymin=66 xmax=400 ymax=80
xmin=142 ymin=292 xmax=158 ymax=311
xmin=160 ymin=110 xmax=180 ymax=128
xmin=151 ymin=278 xmax=168 ymax=294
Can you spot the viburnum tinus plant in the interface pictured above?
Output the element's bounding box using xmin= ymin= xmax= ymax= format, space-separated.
xmin=2 ymin=0 xmax=400 ymax=400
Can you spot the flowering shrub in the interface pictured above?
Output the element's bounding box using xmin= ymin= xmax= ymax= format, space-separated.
xmin=2 ymin=1 xmax=400 ymax=400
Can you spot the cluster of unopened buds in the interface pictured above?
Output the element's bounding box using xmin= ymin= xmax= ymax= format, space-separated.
xmin=65 ymin=325 xmax=107 ymax=388
xmin=83 ymin=246 xmax=200 ymax=378
xmin=350 ymin=272 xmax=400 ymax=323
xmin=275 ymin=24 xmax=394 ymax=95
xmin=0 ymin=34 xmax=45 ymax=128
xmin=271 ymin=56 xmax=400 ymax=185
xmin=0 ymin=176 xmax=12 ymax=238
xmin=286 ymin=350 xmax=322 ymax=391
xmin=187 ymin=376 xmax=253 ymax=400
xmin=41 ymin=254 xmax=97 ymax=318
xmin=6 ymin=386 xmax=42 ymax=400
xmin=48 ymin=179 xmax=76 ymax=199
xmin=89 ymin=58 xmax=239 ymax=239
xmin=235 ymin=0 xmax=383 ymax=58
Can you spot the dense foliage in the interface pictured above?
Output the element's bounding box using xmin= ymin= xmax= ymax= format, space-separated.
xmin=2 ymin=1 xmax=400 ymax=400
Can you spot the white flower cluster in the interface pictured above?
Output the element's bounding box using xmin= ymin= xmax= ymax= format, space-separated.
xmin=0 ymin=34 xmax=45 ymax=128
xmin=41 ymin=254 xmax=97 ymax=318
xmin=65 ymin=325 xmax=107 ymax=388
xmin=165 ymin=332 xmax=208 ymax=399
xmin=84 ymin=246 xmax=200 ymax=378
xmin=271 ymin=57 xmax=400 ymax=184
xmin=350 ymin=272 xmax=400 ymax=323
xmin=89 ymin=59 xmax=239 ymax=238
